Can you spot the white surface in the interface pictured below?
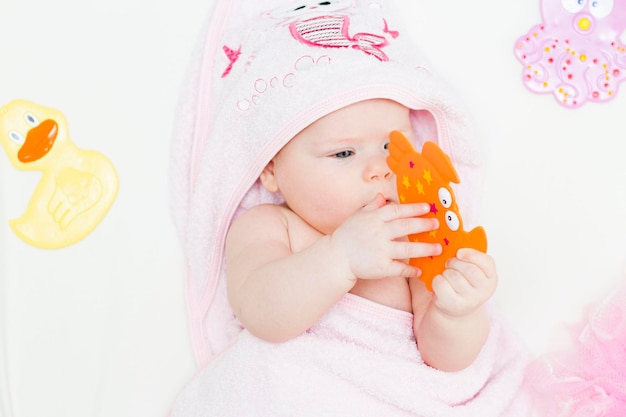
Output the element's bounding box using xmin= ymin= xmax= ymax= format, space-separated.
xmin=409 ymin=1 xmax=626 ymax=356
xmin=0 ymin=1 xmax=625 ymax=417
xmin=0 ymin=166 xmax=12 ymax=417
xmin=0 ymin=1 xmax=206 ymax=417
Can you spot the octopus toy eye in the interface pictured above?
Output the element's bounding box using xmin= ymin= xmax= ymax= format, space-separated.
xmin=438 ymin=187 xmax=453 ymax=209
xmin=590 ymin=0 xmax=613 ymax=18
xmin=562 ymin=0 xmax=586 ymax=13
xmin=444 ymin=211 xmax=460 ymax=231
xmin=24 ymin=113 xmax=39 ymax=126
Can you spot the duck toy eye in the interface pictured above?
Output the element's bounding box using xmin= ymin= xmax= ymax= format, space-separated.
xmin=9 ymin=130 xmax=25 ymax=145
xmin=24 ymin=113 xmax=39 ymax=126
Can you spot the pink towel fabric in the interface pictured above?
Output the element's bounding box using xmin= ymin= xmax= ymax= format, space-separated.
xmin=170 ymin=294 xmax=529 ymax=417
xmin=168 ymin=0 xmax=530 ymax=414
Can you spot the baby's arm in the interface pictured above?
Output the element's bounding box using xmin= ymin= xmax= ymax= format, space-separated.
xmin=226 ymin=203 xmax=354 ymax=343
xmin=411 ymin=248 xmax=497 ymax=372
xmin=226 ymin=196 xmax=441 ymax=343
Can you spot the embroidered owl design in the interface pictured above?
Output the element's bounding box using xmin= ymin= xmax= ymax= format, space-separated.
xmin=386 ymin=130 xmax=487 ymax=291
xmin=272 ymin=0 xmax=394 ymax=61
xmin=514 ymin=0 xmax=626 ymax=107
xmin=270 ymin=0 xmax=355 ymax=20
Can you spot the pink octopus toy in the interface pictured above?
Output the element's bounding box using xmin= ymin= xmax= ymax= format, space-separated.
xmin=514 ymin=0 xmax=626 ymax=107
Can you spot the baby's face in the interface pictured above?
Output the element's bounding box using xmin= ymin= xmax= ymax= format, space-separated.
xmin=266 ymin=98 xmax=414 ymax=234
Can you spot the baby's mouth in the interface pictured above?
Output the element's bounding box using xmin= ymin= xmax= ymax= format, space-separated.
xmin=360 ymin=194 xmax=396 ymax=210
xmin=383 ymin=195 xmax=397 ymax=205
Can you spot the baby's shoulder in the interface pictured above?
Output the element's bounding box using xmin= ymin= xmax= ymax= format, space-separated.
xmin=229 ymin=204 xmax=320 ymax=250
xmin=234 ymin=203 xmax=290 ymax=226
xmin=228 ymin=203 xmax=292 ymax=239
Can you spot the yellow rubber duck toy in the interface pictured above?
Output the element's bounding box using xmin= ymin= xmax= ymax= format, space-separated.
xmin=0 ymin=99 xmax=118 ymax=249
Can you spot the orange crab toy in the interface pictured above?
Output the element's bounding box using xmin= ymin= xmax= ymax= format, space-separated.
xmin=386 ymin=130 xmax=487 ymax=291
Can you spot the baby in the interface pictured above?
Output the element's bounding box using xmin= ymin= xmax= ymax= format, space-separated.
xmin=226 ymin=98 xmax=496 ymax=371
xmin=169 ymin=0 xmax=528 ymax=415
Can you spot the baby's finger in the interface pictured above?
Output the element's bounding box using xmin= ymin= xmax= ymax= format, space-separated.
xmin=387 ymin=217 xmax=439 ymax=240
xmin=445 ymin=257 xmax=486 ymax=288
xmin=439 ymin=267 xmax=473 ymax=295
xmin=361 ymin=193 xmax=389 ymax=212
xmin=391 ymin=240 xmax=442 ymax=260
xmin=455 ymin=249 xmax=497 ymax=280
xmin=431 ymin=273 xmax=476 ymax=317
xmin=378 ymin=202 xmax=432 ymax=222
xmin=431 ymin=274 xmax=459 ymax=304
xmin=388 ymin=261 xmax=422 ymax=279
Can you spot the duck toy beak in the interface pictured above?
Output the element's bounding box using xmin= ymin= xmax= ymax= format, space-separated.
xmin=17 ymin=118 xmax=58 ymax=163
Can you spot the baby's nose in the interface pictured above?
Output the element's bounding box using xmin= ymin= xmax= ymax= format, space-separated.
xmin=367 ymin=157 xmax=393 ymax=181
xmin=370 ymin=170 xmax=392 ymax=181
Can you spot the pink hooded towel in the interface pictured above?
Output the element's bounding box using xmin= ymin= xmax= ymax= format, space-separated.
xmin=168 ymin=0 xmax=530 ymax=415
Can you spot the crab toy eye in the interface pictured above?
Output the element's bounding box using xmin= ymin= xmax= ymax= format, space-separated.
xmin=9 ymin=130 xmax=24 ymax=145
xmin=438 ymin=187 xmax=453 ymax=209
xmin=24 ymin=113 xmax=39 ymax=126
xmin=562 ymin=0 xmax=586 ymax=13
xmin=444 ymin=211 xmax=460 ymax=231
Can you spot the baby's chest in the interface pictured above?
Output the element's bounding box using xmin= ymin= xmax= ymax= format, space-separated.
xmin=350 ymin=278 xmax=412 ymax=313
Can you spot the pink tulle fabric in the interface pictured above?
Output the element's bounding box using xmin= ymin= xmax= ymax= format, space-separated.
xmin=524 ymin=278 xmax=626 ymax=416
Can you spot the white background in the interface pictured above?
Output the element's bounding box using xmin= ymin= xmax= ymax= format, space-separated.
xmin=1 ymin=1 xmax=625 ymax=416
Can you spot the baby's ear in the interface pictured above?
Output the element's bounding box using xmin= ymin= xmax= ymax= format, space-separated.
xmin=260 ymin=160 xmax=279 ymax=193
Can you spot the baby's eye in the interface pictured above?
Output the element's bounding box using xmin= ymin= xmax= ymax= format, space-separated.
xmin=319 ymin=1 xmax=332 ymax=5
xmin=333 ymin=150 xmax=353 ymax=159
xmin=294 ymin=5 xmax=306 ymax=10
xmin=383 ymin=142 xmax=389 ymax=150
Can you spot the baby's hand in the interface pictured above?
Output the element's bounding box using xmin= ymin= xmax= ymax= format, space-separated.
xmin=330 ymin=194 xmax=442 ymax=280
xmin=431 ymin=248 xmax=497 ymax=317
